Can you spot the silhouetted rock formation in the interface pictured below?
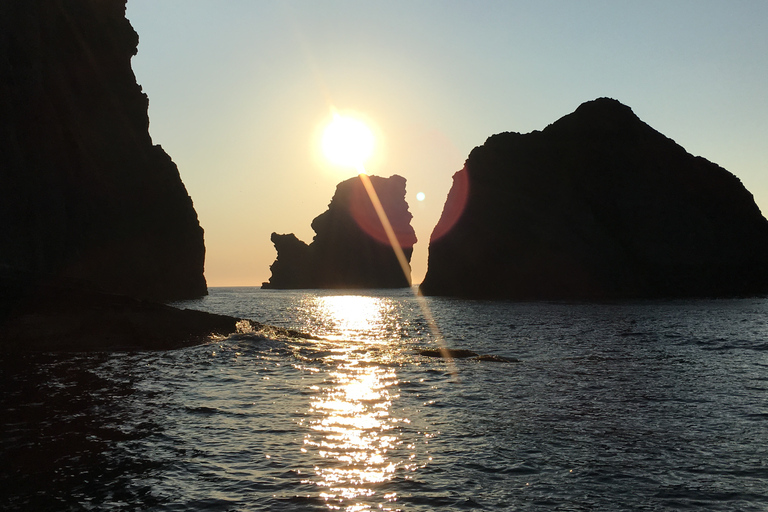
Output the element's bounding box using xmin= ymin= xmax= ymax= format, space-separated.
xmin=0 ymin=0 xmax=206 ymax=301
xmin=263 ymin=175 xmax=417 ymax=289
xmin=420 ymin=98 xmax=768 ymax=299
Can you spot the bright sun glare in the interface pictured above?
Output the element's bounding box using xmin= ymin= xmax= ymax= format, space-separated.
xmin=322 ymin=114 xmax=375 ymax=168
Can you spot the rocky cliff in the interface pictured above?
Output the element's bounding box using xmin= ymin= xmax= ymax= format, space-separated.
xmin=0 ymin=0 xmax=206 ymax=301
xmin=420 ymin=98 xmax=768 ymax=299
xmin=263 ymin=174 xmax=417 ymax=289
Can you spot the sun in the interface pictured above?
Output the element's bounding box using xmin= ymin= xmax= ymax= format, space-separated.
xmin=321 ymin=113 xmax=375 ymax=169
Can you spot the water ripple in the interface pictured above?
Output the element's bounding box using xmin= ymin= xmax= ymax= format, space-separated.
xmin=3 ymin=290 xmax=768 ymax=510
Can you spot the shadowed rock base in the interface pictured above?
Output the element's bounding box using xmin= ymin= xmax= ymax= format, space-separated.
xmin=0 ymin=279 xmax=319 ymax=352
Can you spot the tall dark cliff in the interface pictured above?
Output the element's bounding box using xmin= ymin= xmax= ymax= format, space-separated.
xmin=263 ymin=174 xmax=417 ymax=289
xmin=0 ymin=0 xmax=207 ymax=300
xmin=420 ymin=98 xmax=768 ymax=299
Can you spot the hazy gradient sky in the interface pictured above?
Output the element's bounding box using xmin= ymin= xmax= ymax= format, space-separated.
xmin=126 ymin=0 xmax=768 ymax=287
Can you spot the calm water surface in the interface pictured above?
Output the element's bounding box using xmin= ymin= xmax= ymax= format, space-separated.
xmin=2 ymin=287 xmax=768 ymax=511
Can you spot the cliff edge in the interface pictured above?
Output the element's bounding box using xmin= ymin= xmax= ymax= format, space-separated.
xmin=420 ymin=98 xmax=768 ymax=299
xmin=263 ymin=174 xmax=417 ymax=289
xmin=0 ymin=0 xmax=206 ymax=301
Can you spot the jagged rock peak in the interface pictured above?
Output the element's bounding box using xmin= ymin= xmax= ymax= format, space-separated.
xmin=568 ymin=96 xmax=638 ymax=121
xmin=542 ymin=97 xmax=653 ymax=137
xmin=263 ymin=174 xmax=417 ymax=289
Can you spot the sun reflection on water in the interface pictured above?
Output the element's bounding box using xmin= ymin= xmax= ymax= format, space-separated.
xmin=300 ymin=295 xmax=415 ymax=510
xmin=310 ymin=295 xmax=402 ymax=344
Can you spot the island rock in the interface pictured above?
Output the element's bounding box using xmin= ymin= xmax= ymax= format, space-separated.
xmin=420 ymin=98 xmax=768 ymax=299
xmin=0 ymin=0 xmax=207 ymax=301
xmin=263 ymin=174 xmax=417 ymax=289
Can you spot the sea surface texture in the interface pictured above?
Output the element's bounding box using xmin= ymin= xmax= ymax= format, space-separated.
xmin=2 ymin=287 xmax=768 ymax=511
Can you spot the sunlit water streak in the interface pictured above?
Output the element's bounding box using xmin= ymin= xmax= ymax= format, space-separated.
xmin=297 ymin=295 xmax=419 ymax=509
xmin=3 ymin=288 xmax=768 ymax=511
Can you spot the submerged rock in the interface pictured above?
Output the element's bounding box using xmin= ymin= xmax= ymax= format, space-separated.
xmin=419 ymin=348 xmax=479 ymax=358
xmin=0 ymin=0 xmax=207 ymax=302
xmin=263 ymin=174 xmax=417 ymax=289
xmin=417 ymin=348 xmax=519 ymax=362
xmin=474 ymin=354 xmax=520 ymax=363
xmin=420 ymin=98 xmax=768 ymax=299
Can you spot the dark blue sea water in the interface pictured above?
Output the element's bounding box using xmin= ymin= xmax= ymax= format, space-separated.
xmin=3 ymin=287 xmax=768 ymax=511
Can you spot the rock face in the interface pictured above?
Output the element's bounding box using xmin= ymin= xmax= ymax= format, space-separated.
xmin=263 ymin=174 xmax=417 ymax=289
xmin=0 ymin=0 xmax=206 ymax=301
xmin=420 ymin=98 xmax=768 ymax=299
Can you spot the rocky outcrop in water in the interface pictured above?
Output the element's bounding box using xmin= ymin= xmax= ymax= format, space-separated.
xmin=0 ymin=0 xmax=206 ymax=301
xmin=0 ymin=281 xmax=321 ymax=352
xmin=417 ymin=348 xmax=519 ymax=363
xmin=263 ymin=174 xmax=417 ymax=289
xmin=420 ymin=98 xmax=768 ymax=299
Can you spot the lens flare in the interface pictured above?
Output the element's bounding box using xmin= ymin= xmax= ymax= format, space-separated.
xmin=429 ymin=166 xmax=469 ymax=242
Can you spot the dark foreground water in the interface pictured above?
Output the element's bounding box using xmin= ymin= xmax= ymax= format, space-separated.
xmin=2 ymin=287 xmax=768 ymax=511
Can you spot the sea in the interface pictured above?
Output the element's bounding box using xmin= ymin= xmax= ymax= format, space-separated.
xmin=2 ymin=287 xmax=768 ymax=511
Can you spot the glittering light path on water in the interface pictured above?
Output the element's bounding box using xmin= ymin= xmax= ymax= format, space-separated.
xmin=298 ymin=295 xmax=425 ymax=510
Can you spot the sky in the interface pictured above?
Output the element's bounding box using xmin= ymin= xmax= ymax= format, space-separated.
xmin=125 ymin=0 xmax=768 ymax=287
